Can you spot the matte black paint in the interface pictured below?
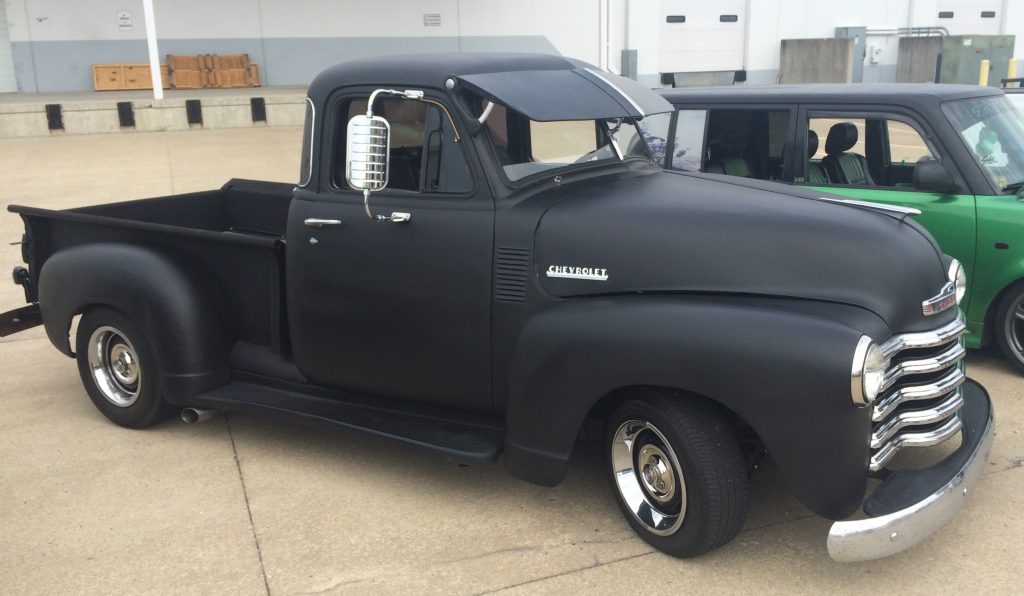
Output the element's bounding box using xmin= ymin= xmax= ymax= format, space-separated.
xmin=3 ymin=55 xmax=972 ymax=524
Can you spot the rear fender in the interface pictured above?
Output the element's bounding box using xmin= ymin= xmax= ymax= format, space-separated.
xmin=38 ymin=243 xmax=231 ymax=401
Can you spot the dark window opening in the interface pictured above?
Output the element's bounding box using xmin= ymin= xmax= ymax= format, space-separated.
xmin=938 ymin=11 xmax=954 ymax=18
xmin=336 ymin=97 xmax=471 ymax=194
xmin=116 ymin=102 xmax=135 ymax=128
xmin=666 ymin=15 xmax=685 ymax=23
xmin=45 ymin=104 xmax=63 ymax=131
xmin=250 ymin=97 xmax=267 ymax=122
xmin=720 ymin=14 xmax=739 ymax=22
xmin=185 ymin=100 xmax=203 ymax=126
xmin=981 ymin=11 xmax=996 ymax=18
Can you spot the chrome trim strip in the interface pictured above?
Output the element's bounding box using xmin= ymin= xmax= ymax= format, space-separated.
xmin=880 ymin=342 xmax=965 ymax=391
xmin=583 ymin=67 xmax=646 ymax=117
xmin=298 ymin=97 xmax=315 ymax=187
xmin=872 ymin=366 xmax=965 ymax=422
xmin=829 ymin=403 xmax=994 ymax=562
xmin=817 ymin=197 xmax=922 ymax=216
xmin=878 ymin=314 xmax=966 ymax=359
xmin=870 ymin=388 xmax=964 ymax=449
xmin=869 ymin=415 xmax=963 ymax=472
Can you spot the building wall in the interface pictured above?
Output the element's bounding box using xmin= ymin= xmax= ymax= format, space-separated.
xmin=3 ymin=0 xmax=597 ymax=92
xmin=1 ymin=0 xmax=1022 ymax=92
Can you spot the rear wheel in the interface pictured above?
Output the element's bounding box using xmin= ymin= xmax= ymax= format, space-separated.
xmin=606 ymin=394 xmax=750 ymax=558
xmin=75 ymin=308 xmax=174 ymax=428
xmin=994 ymin=281 xmax=1024 ymax=375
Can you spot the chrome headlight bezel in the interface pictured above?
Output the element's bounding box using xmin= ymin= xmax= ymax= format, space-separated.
xmin=948 ymin=259 xmax=967 ymax=304
xmin=851 ymin=336 xmax=886 ymax=406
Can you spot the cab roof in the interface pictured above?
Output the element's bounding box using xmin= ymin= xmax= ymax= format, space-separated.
xmin=308 ymin=53 xmax=672 ymax=121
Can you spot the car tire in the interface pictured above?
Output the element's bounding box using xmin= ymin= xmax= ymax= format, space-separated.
xmin=75 ymin=307 xmax=174 ymax=429
xmin=606 ymin=393 xmax=750 ymax=558
xmin=994 ymin=280 xmax=1024 ymax=375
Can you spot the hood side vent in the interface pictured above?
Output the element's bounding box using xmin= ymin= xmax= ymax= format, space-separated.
xmin=495 ymin=247 xmax=530 ymax=302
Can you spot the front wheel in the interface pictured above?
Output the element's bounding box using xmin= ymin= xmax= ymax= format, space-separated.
xmin=606 ymin=394 xmax=750 ymax=558
xmin=75 ymin=307 xmax=174 ymax=428
xmin=993 ymin=281 xmax=1024 ymax=375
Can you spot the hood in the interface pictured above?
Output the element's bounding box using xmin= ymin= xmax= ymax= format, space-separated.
xmin=534 ymin=170 xmax=952 ymax=331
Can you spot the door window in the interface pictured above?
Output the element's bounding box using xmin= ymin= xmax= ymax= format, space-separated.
xmin=887 ymin=120 xmax=932 ymax=165
xmin=804 ymin=115 xmax=936 ymax=188
xmin=337 ymin=97 xmax=472 ymax=194
xmin=702 ymin=108 xmax=791 ymax=180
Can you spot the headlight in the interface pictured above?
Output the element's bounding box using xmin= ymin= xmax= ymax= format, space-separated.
xmin=948 ymin=259 xmax=967 ymax=304
xmin=851 ymin=336 xmax=886 ymax=406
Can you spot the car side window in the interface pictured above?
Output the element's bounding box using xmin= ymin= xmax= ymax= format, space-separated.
xmin=804 ymin=116 xmax=933 ymax=188
xmin=702 ymin=108 xmax=791 ymax=180
xmin=336 ymin=97 xmax=472 ymax=194
xmin=669 ymin=110 xmax=708 ymax=172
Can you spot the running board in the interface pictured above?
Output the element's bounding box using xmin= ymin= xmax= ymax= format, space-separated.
xmin=191 ymin=381 xmax=504 ymax=465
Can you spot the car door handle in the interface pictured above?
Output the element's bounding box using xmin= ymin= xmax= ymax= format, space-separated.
xmin=304 ymin=218 xmax=342 ymax=228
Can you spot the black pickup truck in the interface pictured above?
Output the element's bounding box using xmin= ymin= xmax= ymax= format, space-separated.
xmin=1 ymin=54 xmax=994 ymax=562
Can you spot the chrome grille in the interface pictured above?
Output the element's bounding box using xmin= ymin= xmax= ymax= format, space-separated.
xmin=869 ymin=314 xmax=967 ymax=472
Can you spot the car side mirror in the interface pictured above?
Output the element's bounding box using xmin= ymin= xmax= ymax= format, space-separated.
xmin=913 ymin=160 xmax=958 ymax=194
xmin=345 ymin=114 xmax=390 ymax=192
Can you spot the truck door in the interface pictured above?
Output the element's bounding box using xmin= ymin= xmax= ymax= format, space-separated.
xmin=286 ymin=92 xmax=494 ymax=412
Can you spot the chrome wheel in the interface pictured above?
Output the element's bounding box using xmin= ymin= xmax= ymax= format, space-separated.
xmin=86 ymin=326 xmax=142 ymax=407
xmin=610 ymin=420 xmax=686 ymax=535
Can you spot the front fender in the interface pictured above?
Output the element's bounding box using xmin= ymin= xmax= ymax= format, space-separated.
xmin=38 ymin=243 xmax=231 ymax=401
xmin=504 ymin=295 xmax=888 ymax=520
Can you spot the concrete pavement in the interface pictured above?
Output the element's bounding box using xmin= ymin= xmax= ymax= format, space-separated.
xmin=1 ymin=129 xmax=1021 ymax=595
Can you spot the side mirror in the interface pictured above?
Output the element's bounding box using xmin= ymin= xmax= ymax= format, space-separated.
xmin=345 ymin=114 xmax=390 ymax=192
xmin=913 ymin=160 xmax=958 ymax=194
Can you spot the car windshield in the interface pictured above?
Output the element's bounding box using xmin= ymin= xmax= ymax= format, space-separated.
xmin=943 ymin=94 xmax=1024 ymax=193
xmin=482 ymin=102 xmax=653 ymax=182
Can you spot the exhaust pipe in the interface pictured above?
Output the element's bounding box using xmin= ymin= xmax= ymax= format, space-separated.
xmin=180 ymin=407 xmax=219 ymax=424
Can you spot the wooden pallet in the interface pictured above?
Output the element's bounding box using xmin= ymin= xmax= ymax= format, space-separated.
xmin=166 ymin=54 xmax=261 ymax=89
xmin=92 ymin=64 xmax=171 ymax=91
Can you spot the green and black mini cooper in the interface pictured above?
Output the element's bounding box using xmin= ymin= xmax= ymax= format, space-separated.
xmin=656 ymin=83 xmax=1024 ymax=373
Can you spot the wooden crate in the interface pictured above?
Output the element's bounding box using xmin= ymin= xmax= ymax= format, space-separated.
xmin=92 ymin=64 xmax=170 ymax=91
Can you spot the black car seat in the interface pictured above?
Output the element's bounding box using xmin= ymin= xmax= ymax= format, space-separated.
xmin=822 ymin=123 xmax=874 ymax=185
xmin=805 ymin=130 xmax=830 ymax=184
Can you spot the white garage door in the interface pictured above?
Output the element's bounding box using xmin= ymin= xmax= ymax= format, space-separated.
xmin=0 ymin=1 xmax=17 ymax=92
xmin=937 ymin=2 xmax=1003 ymax=35
xmin=659 ymin=0 xmax=746 ymax=73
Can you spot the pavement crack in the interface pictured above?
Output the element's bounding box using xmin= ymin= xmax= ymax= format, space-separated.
xmin=476 ymin=549 xmax=656 ymax=595
xmin=227 ymin=414 xmax=272 ymax=596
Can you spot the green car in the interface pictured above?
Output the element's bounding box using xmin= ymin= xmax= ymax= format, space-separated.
xmin=656 ymin=84 xmax=1024 ymax=372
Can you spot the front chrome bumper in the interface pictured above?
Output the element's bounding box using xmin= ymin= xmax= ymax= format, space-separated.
xmin=827 ymin=379 xmax=994 ymax=562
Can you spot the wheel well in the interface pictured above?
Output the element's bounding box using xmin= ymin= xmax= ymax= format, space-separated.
xmin=981 ymin=277 xmax=1024 ymax=348
xmin=583 ymin=385 xmax=766 ymax=469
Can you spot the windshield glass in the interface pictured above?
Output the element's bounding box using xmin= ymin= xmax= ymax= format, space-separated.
xmin=482 ymin=102 xmax=652 ymax=182
xmin=943 ymin=94 xmax=1024 ymax=192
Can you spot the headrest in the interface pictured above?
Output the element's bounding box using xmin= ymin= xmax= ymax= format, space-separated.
xmin=807 ymin=130 xmax=819 ymax=158
xmin=825 ymin=123 xmax=858 ymax=155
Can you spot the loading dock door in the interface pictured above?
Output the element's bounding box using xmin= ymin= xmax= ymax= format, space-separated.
xmin=0 ymin=1 xmax=16 ymax=92
xmin=659 ymin=0 xmax=746 ymax=73
xmin=937 ymin=2 xmax=1002 ymax=35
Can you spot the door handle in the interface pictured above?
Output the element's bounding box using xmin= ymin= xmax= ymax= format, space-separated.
xmin=304 ymin=218 xmax=342 ymax=228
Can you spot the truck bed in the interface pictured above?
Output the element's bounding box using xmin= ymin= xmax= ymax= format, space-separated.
xmin=10 ymin=179 xmax=293 ymax=351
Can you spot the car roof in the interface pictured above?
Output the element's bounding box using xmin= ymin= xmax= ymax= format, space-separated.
xmin=661 ymin=83 xmax=1003 ymax=105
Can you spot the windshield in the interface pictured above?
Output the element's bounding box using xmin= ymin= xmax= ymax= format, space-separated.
xmin=943 ymin=94 xmax=1024 ymax=192
xmin=482 ymin=102 xmax=653 ymax=182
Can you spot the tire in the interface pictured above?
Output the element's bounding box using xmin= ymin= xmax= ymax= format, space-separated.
xmin=606 ymin=393 xmax=750 ymax=558
xmin=993 ymin=280 xmax=1024 ymax=375
xmin=75 ymin=307 xmax=174 ymax=429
